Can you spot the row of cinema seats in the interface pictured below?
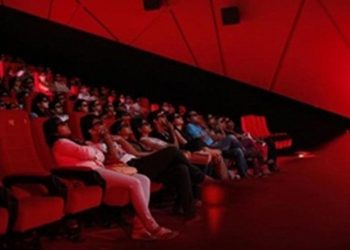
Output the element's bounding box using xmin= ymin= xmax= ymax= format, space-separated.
xmin=241 ymin=115 xmax=292 ymax=150
xmin=0 ymin=110 xmax=163 ymax=248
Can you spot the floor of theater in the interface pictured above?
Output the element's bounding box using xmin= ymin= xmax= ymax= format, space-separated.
xmin=43 ymin=133 xmax=350 ymax=250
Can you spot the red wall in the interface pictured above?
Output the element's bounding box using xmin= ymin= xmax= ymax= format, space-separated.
xmin=3 ymin=0 xmax=350 ymax=117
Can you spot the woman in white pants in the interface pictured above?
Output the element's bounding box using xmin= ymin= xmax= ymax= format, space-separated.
xmin=43 ymin=116 xmax=178 ymax=240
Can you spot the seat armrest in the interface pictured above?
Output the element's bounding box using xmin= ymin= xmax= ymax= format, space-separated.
xmin=51 ymin=167 xmax=106 ymax=188
xmin=3 ymin=173 xmax=67 ymax=198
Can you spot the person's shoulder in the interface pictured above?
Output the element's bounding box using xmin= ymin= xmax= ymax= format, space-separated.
xmin=54 ymin=138 xmax=73 ymax=146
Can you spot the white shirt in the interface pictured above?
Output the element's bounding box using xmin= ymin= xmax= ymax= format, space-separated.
xmin=53 ymin=138 xmax=105 ymax=169
xmin=87 ymin=141 xmax=136 ymax=164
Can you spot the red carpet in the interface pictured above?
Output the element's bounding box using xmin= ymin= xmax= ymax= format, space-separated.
xmin=43 ymin=133 xmax=350 ymax=249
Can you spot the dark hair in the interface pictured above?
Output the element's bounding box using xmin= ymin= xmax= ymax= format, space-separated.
xmin=49 ymin=100 xmax=62 ymax=112
xmin=80 ymin=114 xmax=100 ymax=141
xmin=110 ymin=120 xmax=127 ymax=135
xmin=43 ymin=116 xmax=63 ymax=147
xmin=31 ymin=93 xmax=50 ymax=117
xmin=167 ymin=113 xmax=180 ymax=123
xmin=89 ymin=100 xmax=101 ymax=112
xmin=73 ymin=99 xmax=88 ymax=112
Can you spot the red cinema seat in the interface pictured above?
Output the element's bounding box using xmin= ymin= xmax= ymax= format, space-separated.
xmin=0 ymin=111 xmax=65 ymax=233
xmin=241 ymin=115 xmax=292 ymax=150
xmin=30 ymin=117 xmax=104 ymax=214
xmin=31 ymin=117 xmax=132 ymax=207
xmin=0 ymin=61 xmax=4 ymax=79
xmin=68 ymin=112 xmax=86 ymax=141
xmin=0 ymin=186 xmax=9 ymax=236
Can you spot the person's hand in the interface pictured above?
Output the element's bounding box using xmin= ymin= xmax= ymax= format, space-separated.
xmin=166 ymin=120 xmax=174 ymax=130
xmin=99 ymin=126 xmax=110 ymax=139
xmin=111 ymin=135 xmax=123 ymax=142
xmin=182 ymin=150 xmax=191 ymax=159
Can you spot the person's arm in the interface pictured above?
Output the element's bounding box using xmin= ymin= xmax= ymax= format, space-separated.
xmin=165 ymin=121 xmax=179 ymax=148
xmin=54 ymin=139 xmax=103 ymax=161
xmin=174 ymin=129 xmax=188 ymax=146
xmin=99 ymin=128 xmax=123 ymax=165
xmin=112 ymin=135 xmax=151 ymax=157
xmin=140 ymin=137 xmax=168 ymax=151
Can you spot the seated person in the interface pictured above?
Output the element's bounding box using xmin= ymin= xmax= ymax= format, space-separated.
xmin=30 ymin=93 xmax=51 ymax=118
xmin=207 ymin=115 xmax=266 ymax=176
xmin=170 ymin=113 xmax=237 ymax=180
xmin=49 ymin=100 xmax=69 ymax=121
xmin=81 ymin=114 xmax=210 ymax=221
xmin=185 ymin=111 xmax=249 ymax=178
xmin=225 ymin=119 xmax=278 ymax=172
xmin=73 ymin=99 xmax=89 ymax=113
xmin=89 ymin=99 xmax=103 ymax=117
xmin=146 ymin=111 xmax=230 ymax=180
xmin=43 ymin=116 xmax=178 ymax=240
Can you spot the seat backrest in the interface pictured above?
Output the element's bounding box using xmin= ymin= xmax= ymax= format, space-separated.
xmin=150 ymin=103 xmax=160 ymax=112
xmin=0 ymin=61 xmax=4 ymax=79
xmin=241 ymin=115 xmax=260 ymax=137
xmin=68 ymin=112 xmax=85 ymax=141
xmin=30 ymin=117 xmax=56 ymax=171
xmin=256 ymin=116 xmax=271 ymax=137
xmin=0 ymin=110 xmax=47 ymax=178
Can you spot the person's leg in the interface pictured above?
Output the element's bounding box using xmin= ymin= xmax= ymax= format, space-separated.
xmin=161 ymin=163 xmax=196 ymax=219
xmin=96 ymin=168 xmax=159 ymax=232
xmin=211 ymin=134 xmax=242 ymax=152
xmin=209 ymin=152 xmax=229 ymax=180
xmin=131 ymin=146 xmax=206 ymax=185
xmin=265 ymin=138 xmax=278 ymax=171
xmin=222 ymin=148 xmax=248 ymax=177
xmin=130 ymin=146 xmax=180 ymax=180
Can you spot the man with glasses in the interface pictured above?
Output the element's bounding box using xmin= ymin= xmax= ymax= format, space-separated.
xmin=186 ymin=111 xmax=248 ymax=178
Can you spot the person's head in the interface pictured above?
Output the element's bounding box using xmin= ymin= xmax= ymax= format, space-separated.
xmin=91 ymin=87 xmax=100 ymax=97
xmin=79 ymin=85 xmax=89 ymax=94
xmin=50 ymin=101 xmax=64 ymax=115
xmin=43 ymin=116 xmax=71 ymax=147
xmin=110 ymin=121 xmax=134 ymax=139
xmin=149 ymin=110 xmax=167 ymax=127
xmin=80 ymin=114 xmax=105 ymax=142
xmin=137 ymin=119 xmax=152 ymax=137
xmin=186 ymin=110 xmax=200 ymax=124
xmin=226 ymin=119 xmax=235 ymax=130
xmin=54 ymin=93 xmax=66 ymax=105
xmin=55 ymin=74 xmax=62 ymax=82
xmin=32 ymin=93 xmax=50 ymax=114
xmin=207 ymin=114 xmax=217 ymax=128
xmin=12 ymin=79 xmax=22 ymax=90
xmin=74 ymin=99 xmax=89 ymax=113
xmin=100 ymin=86 xmax=110 ymax=97
xmin=161 ymin=102 xmax=170 ymax=113
xmin=103 ymin=102 xmax=115 ymax=117
xmin=89 ymin=99 xmax=103 ymax=115
xmin=169 ymin=113 xmax=184 ymax=127
xmin=178 ymin=105 xmax=187 ymax=116
xmin=117 ymin=111 xmax=132 ymax=125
